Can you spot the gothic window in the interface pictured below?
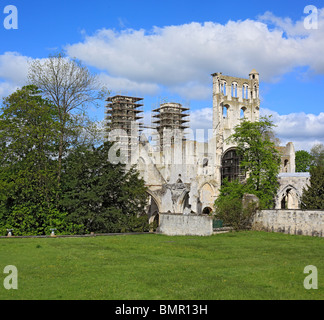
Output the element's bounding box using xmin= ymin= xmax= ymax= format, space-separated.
xmin=242 ymin=84 xmax=249 ymax=99
xmin=222 ymin=105 xmax=229 ymax=118
xmin=284 ymin=159 xmax=289 ymax=172
xmin=223 ymin=82 xmax=227 ymax=95
xmin=202 ymin=207 xmax=212 ymax=215
xmin=240 ymin=107 xmax=246 ymax=119
xmin=221 ymin=149 xmax=245 ymax=183
xmin=231 ymin=83 xmax=237 ymax=97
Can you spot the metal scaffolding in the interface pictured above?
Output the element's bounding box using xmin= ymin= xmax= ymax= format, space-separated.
xmin=105 ymin=95 xmax=144 ymax=158
xmin=151 ymin=102 xmax=190 ymax=151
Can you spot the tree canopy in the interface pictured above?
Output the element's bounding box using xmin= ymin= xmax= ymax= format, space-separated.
xmin=226 ymin=116 xmax=281 ymax=208
xmin=295 ymin=150 xmax=311 ymax=172
xmin=214 ymin=116 xmax=281 ymax=230
xmin=301 ymin=166 xmax=324 ymax=210
xmin=0 ymin=83 xmax=148 ymax=236
xmin=301 ymin=143 xmax=324 ymax=210
xmin=28 ymin=52 xmax=106 ymax=186
xmin=0 ymin=85 xmax=76 ymax=235
xmin=59 ymin=142 xmax=149 ymax=233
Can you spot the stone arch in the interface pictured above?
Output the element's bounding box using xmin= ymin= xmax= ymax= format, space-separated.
xmin=278 ymin=185 xmax=301 ymax=209
xmin=203 ymin=158 xmax=209 ymax=167
xmin=221 ymin=80 xmax=227 ymax=95
xmin=202 ymin=207 xmax=213 ymax=215
xmin=148 ymin=212 xmax=159 ymax=231
xmin=240 ymin=106 xmax=247 ymax=119
xmin=222 ymin=103 xmax=230 ymax=119
xmin=242 ymin=83 xmax=249 ymax=99
xmin=177 ymin=190 xmax=191 ymax=214
xmin=146 ymin=190 xmax=161 ymax=217
xmin=231 ymin=82 xmax=238 ymax=97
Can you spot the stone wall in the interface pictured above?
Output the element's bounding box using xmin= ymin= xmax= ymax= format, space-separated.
xmin=253 ymin=210 xmax=324 ymax=237
xmin=158 ymin=213 xmax=213 ymax=236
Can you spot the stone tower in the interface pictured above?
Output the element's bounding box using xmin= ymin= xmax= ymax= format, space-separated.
xmin=211 ymin=70 xmax=260 ymax=183
xmin=152 ymin=102 xmax=189 ymax=152
xmin=105 ymin=95 xmax=144 ymax=160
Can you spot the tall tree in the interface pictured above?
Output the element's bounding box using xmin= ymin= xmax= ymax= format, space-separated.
xmin=0 ymin=85 xmax=77 ymax=235
xmin=59 ymin=142 xmax=149 ymax=233
xmin=227 ymin=116 xmax=281 ymax=208
xmin=28 ymin=52 xmax=106 ymax=186
xmin=301 ymin=166 xmax=324 ymax=210
xmin=295 ymin=150 xmax=311 ymax=172
xmin=214 ymin=179 xmax=258 ymax=230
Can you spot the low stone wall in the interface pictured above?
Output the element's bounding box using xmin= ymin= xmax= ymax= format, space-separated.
xmin=252 ymin=210 xmax=324 ymax=237
xmin=158 ymin=213 xmax=213 ymax=236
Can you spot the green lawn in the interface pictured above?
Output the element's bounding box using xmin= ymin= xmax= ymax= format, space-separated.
xmin=0 ymin=231 xmax=323 ymax=300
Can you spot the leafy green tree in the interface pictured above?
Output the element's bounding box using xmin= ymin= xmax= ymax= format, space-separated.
xmin=301 ymin=165 xmax=324 ymax=210
xmin=59 ymin=142 xmax=149 ymax=233
xmin=295 ymin=150 xmax=311 ymax=172
xmin=214 ymin=179 xmax=258 ymax=230
xmin=310 ymin=143 xmax=324 ymax=168
xmin=227 ymin=116 xmax=281 ymax=208
xmin=0 ymin=85 xmax=79 ymax=235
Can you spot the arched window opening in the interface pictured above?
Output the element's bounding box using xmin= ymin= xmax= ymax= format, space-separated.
xmin=147 ymin=195 xmax=159 ymax=216
xmin=221 ymin=149 xmax=245 ymax=183
xmin=242 ymin=85 xmax=249 ymax=99
xmin=240 ymin=107 xmax=246 ymax=119
xmin=222 ymin=105 xmax=228 ymax=118
xmin=231 ymin=83 xmax=238 ymax=98
xmin=202 ymin=207 xmax=212 ymax=215
xmin=280 ymin=187 xmax=300 ymax=209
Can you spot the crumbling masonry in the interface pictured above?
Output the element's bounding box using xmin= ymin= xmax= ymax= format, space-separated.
xmin=106 ymin=70 xmax=310 ymax=228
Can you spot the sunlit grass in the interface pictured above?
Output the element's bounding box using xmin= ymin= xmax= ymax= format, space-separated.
xmin=0 ymin=231 xmax=323 ymax=300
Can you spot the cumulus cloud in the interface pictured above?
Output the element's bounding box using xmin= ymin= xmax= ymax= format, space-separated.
xmin=189 ymin=107 xmax=213 ymax=132
xmin=0 ymin=52 xmax=30 ymax=97
xmin=0 ymin=11 xmax=323 ymax=152
xmin=65 ymin=9 xmax=324 ymax=98
xmin=260 ymin=108 xmax=324 ymax=151
xmin=0 ymin=52 xmax=30 ymax=84
xmin=98 ymin=73 xmax=159 ymax=96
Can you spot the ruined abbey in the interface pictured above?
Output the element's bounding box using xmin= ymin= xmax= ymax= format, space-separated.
xmin=105 ymin=70 xmax=310 ymax=229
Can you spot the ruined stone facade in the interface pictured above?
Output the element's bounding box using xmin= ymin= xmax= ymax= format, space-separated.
xmin=107 ymin=70 xmax=310 ymax=229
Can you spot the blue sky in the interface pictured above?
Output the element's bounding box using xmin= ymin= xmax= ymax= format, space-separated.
xmin=0 ymin=0 xmax=324 ymax=150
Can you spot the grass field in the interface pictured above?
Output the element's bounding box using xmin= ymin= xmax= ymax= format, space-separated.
xmin=0 ymin=231 xmax=323 ymax=300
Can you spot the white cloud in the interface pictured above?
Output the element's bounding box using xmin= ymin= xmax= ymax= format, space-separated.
xmin=261 ymin=108 xmax=324 ymax=151
xmin=0 ymin=52 xmax=30 ymax=85
xmin=0 ymin=52 xmax=30 ymax=97
xmin=189 ymin=107 xmax=213 ymax=132
xmin=98 ymin=73 xmax=159 ymax=96
xmin=65 ymin=9 xmax=324 ymax=98
xmin=0 ymin=81 xmax=20 ymax=98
